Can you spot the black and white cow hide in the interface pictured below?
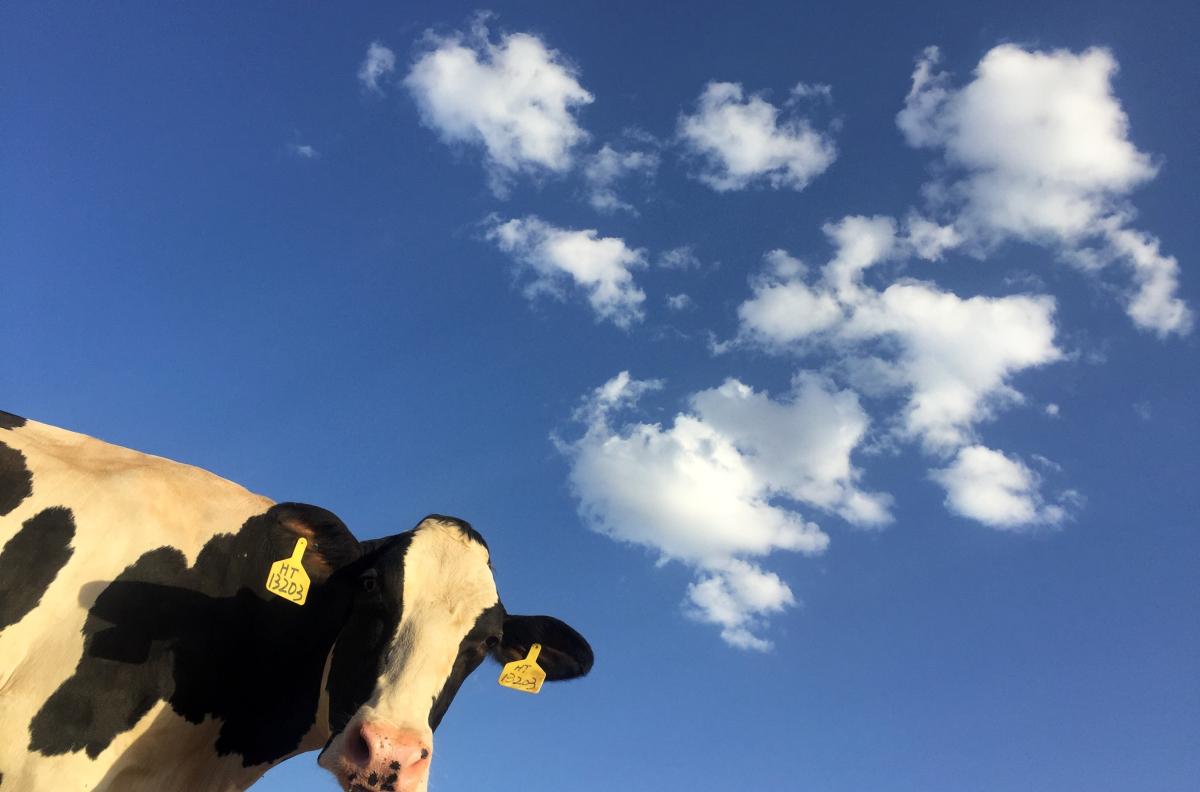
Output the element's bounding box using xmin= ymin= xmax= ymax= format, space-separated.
xmin=0 ymin=411 xmax=592 ymax=792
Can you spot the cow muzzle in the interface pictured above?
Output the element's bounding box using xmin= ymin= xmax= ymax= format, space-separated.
xmin=320 ymin=720 xmax=432 ymax=792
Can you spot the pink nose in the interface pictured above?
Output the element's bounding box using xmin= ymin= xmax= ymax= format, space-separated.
xmin=344 ymin=721 xmax=432 ymax=792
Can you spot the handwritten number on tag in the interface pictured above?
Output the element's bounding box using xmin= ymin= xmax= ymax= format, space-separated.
xmin=265 ymin=538 xmax=311 ymax=606
xmin=498 ymin=643 xmax=547 ymax=694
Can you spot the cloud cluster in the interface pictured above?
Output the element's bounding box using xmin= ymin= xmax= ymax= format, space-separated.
xmin=405 ymin=18 xmax=593 ymax=194
xmin=734 ymin=215 xmax=1066 ymax=521
xmin=399 ymin=21 xmax=844 ymax=211
xmin=486 ymin=216 xmax=647 ymax=327
xmin=899 ymin=45 xmax=1191 ymax=336
xmin=379 ymin=26 xmax=1186 ymax=648
xmin=737 ymin=216 xmax=1063 ymax=449
xmin=563 ymin=370 xmax=888 ymax=648
xmin=678 ymin=82 xmax=837 ymax=191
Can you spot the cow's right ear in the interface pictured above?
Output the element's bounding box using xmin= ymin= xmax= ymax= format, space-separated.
xmin=268 ymin=502 xmax=361 ymax=584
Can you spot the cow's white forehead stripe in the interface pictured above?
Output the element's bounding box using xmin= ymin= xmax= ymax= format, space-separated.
xmin=365 ymin=519 xmax=498 ymax=735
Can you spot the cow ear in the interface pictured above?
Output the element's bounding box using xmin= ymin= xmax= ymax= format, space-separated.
xmin=493 ymin=614 xmax=593 ymax=681
xmin=269 ymin=502 xmax=361 ymax=584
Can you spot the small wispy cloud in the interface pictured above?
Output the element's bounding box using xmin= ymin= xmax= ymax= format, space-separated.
xmin=666 ymin=293 xmax=693 ymax=311
xmin=486 ymin=215 xmax=647 ymax=328
xmin=358 ymin=41 xmax=397 ymax=94
xmin=288 ymin=142 xmax=319 ymax=159
xmin=582 ymin=143 xmax=659 ymax=214
xmin=657 ymin=246 xmax=707 ymax=271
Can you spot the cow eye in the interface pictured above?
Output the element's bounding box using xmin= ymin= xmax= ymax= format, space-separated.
xmin=483 ymin=635 xmax=500 ymax=649
xmin=360 ymin=572 xmax=378 ymax=592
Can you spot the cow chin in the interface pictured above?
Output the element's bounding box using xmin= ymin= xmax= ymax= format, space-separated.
xmin=319 ymin=717 xmax=433 ymax=792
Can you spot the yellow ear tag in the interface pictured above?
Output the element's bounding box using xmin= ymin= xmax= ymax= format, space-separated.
xmin=265 ymin=537 xmax=311 ymax=606
xmin=498 ymin=643 xmax=546 ymax=694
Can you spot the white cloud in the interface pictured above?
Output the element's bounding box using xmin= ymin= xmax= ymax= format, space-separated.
xmin=849 ymin=281 xmax=1062 ymax=451
xmin=691 ymin=375 xmax=893 ymax=526
xmin=287 ymin=143 xmax=319 ymax=159
xmin=1101 ymin=222 xmax=1192 ymax=337
xmin=658 ymin=246 xmax=706 ymax=271
xmin=486 ymin=216 xmax=646 ymax=327
xmin=738 ymin=274 xmax=843 ymax=344
xmin=931 ymin=445 xmax=1071 ymax=529
xmin=904 ymin=214 xmax=961 ymax=261
xmin=358 ymin=41 xmax=396 ymax=94
xmin=685 ymin=561 xmax=795 ymax=651
xmin=666 ymin=293 xmax=693 ymax=311
xmin=791 ymin=82 xmax=833 ymax=101
xmin=563 ymin=370 xmax=889 ymax=649
xmin=898 ymin=44 xmax=1191 ymax=336
xmin=583 ymin=144 xmax=659 ymax=213
xmin=678 ymin=81 xmax=837 ymax=191
xmin=1133 ymin=401 xmax=1152 ymax=421
xmin=736 ymin=215 xmax=1063 ymax=453
xmin=405 ymin=18 xmax=593 ymax=194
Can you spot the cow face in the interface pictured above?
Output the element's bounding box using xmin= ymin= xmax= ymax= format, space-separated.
xmin=318 ymin=516 xmax=592 ymax=792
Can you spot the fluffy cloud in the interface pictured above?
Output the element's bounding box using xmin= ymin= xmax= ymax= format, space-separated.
xmin=358 ymin=41 xmax=396 ymax=94
xmin=486 ymin=216 xmax=646 ymax=327
xmin=582 ymin=144 xmax=659 ymax=213
xmin=562 ymin=370 xmax=889 ymax=649
xmin=898 ymin=45 xmax=1191 ymax=336
xmin=931 ymin=445 xmax=1071 ymax=529
xmin=686 ymin=561 xmax=796 ymax=651
xmin=737 ymin=216 xmax=1063 ymax=453
xmin=405 ymin=19 xmax=593 ymax=194
xmin=678 ymin=81 xmax=837 ymax=191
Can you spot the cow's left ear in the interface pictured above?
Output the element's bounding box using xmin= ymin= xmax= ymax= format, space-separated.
xmin=493 ymin=614 xmax=593 ymax=680
xmin=269 ymin=502 xmax=361 ymax=584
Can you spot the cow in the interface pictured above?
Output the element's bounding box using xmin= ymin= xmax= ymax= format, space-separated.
xmin=0 ymin=411 xmax=593 ymax=792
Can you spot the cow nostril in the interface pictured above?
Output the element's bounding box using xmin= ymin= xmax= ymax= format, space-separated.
xmin=347 ymin=724 xmax=371 ymax=767
xmin=420 ymin=748 xmax=430 ymax=760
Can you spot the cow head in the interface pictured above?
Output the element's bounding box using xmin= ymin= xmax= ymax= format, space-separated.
xmin=308 ymin=514 xmax=592 ymax=792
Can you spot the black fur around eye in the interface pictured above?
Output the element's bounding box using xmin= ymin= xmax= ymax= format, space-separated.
xmin=360 ymin=573 xmax=378 ymax=593
xmin=483 ymin=635 xmax=500 ymax=649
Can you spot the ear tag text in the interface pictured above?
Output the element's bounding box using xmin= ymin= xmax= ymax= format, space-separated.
xmin=265 ymin=537 xmax=310 ymax=606
xmin=498 ymin=643 xmax=546 ymax=694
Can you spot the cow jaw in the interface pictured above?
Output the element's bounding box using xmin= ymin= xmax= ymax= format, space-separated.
xmin=320 ymin=518 xmax=499 ymax=791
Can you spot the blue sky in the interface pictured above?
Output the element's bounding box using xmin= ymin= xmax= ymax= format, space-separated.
xmin=3 ymin=1 xmax=1198 ymax=790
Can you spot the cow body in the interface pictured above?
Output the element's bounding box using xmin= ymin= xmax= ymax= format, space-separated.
xmin=0 ymin=413 xmax=592 ymax=791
